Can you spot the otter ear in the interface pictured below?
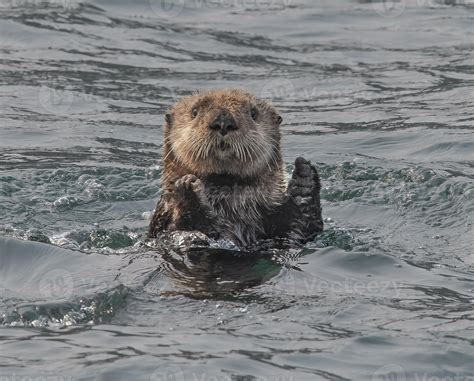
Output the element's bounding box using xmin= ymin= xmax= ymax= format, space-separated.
xmin=165 ymin=112 xmax=172 ymax=126
xmin=276 ymin=115 xmax=283 ymax=125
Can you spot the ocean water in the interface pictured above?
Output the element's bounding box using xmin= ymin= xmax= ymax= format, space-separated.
xmin=1 ymin=0 xmax=473 ymax=380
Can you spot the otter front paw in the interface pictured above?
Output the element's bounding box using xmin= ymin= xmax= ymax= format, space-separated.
xmin=174 ymin=174 xmax=207 ymax=205
xmin=288 ymin=157 xmax=323 ymax=236
xmin=288 ymin=157 xmax=320 ymax=202
xmin=170 ymin=174 xmax=216 ymax=233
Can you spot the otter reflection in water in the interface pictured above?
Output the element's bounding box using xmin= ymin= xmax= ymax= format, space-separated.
xmin=143 ymin=233 xmax=303 ymax=298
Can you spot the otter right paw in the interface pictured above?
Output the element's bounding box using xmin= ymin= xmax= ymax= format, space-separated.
xmin=169 ymin=174 xmax=217 ymax=236
xmin=175 ymin=174 xmax=203 ymax=195
xmin=174 ymin=174 xmax=208 ymax=207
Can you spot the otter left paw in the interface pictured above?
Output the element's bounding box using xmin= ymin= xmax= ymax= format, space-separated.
xmin=287 ymin=157 xmax=323 ymax=236
xmin=288 ymin=157 xmax=320 ymax=203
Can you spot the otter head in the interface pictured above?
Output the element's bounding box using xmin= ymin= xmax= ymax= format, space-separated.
xmin=163 ymin=89 xmax=283 ymax=178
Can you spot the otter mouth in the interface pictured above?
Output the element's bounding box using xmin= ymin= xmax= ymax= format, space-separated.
xmin=219 ymin=141 xmax=231 ymax=151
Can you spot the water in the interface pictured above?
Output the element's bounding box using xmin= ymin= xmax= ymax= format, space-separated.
xmin=1 ymin=0 xmax=473 ymax=379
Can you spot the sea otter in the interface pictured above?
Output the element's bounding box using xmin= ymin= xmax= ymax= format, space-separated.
xmin=148 ymin=89 xmax=323 ymax=247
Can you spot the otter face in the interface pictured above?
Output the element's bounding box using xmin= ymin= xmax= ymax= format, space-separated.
xmin=165 ymin=89 xmax=283 ymax=177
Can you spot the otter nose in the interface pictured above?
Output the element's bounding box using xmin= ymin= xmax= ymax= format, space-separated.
xmin=209 ymin=112 xmax=237 ymax=136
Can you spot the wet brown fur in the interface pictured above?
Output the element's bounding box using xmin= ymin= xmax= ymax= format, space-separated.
xmin=149 ymin=89 xmax=322 ymax=246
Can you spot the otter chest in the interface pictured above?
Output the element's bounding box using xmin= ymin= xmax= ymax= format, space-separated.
xmin=203 ymin=179 xmax=266 ymax=243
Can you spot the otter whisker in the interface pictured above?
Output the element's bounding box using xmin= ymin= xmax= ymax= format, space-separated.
xmin=249 ymin=132 xmax=274 ymax=172
xmin=235 ymin=142 xmax=244 ymax=162
xmin=204 ymin=136 xmax=215 ymax=159
xmin=161 ymin=146 xmax=174 ymax=163
xmin=232 ymin=142 xmax=239 ymax=160
xmin=249 ymin=138 xmax=271 ymax=171
xmin=194 ymin=138 xmax=205 ymax=161
xmin=161 ymin=134 xmax=184 ymax=163
xmin=247 ymin=139 xmax=259 ymax=162
xmin=241 ymin=143 xmax=248 ymax=162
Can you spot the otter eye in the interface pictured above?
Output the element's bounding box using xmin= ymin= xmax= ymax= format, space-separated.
xmin=191 ymin=107 xmax=198 ymax=118
xmin=250 ymin=107 xmax=258 ymax=121
xmin=277 ymin=115 xmax=283 ymax=125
